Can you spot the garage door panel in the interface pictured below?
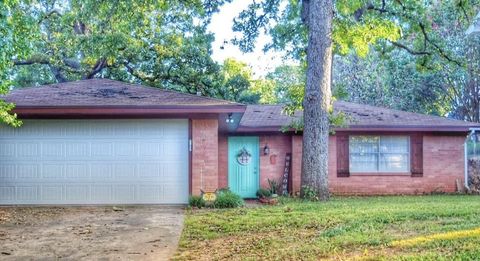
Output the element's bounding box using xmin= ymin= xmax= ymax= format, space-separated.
xmin=92 ymin=185 xmax=113 ymax=202
xmin=91 ymin=142 xmax=114 ymax=157
xmin=42 ymin=164 xmax=65 ymax=179
xmin=66 ymin=142 xmax=90 ymax=158
xmin=17 ymin=185 xmax=39 ymax=201
xmin=42 ymin=142 xmax=65 ymax=158
xmin=90 ymin=164 xmax=113 ymax=179
xmin=41 ymin=185 xmax=64 ymax=201
xmin=0 ymin=119 xmax=189 ymax=204
xmin=114 ymin=185 xmax=136 ymax=201
xmin=115 ymin=142 xmax=137 ymax=157
xmin=114 ymin=164 xmax=137 ymax=179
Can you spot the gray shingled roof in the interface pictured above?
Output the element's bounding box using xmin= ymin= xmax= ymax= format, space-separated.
xmin=4 ymin=79 xmax=242 ymax=107
xmin=239 ymin=102 xmax=480 ymax=131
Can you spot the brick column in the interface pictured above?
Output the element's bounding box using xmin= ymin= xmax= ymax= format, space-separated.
xmin=191 ymin=119 xmax=219 ymax=195
xmin=291 ymin=135 xmax=303 ymax=195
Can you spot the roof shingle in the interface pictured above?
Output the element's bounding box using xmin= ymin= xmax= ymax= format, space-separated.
xmin=4 ymin=79 xmax=242 ymax=107
xmin=239 ymin=102 xmax=480 ymax=132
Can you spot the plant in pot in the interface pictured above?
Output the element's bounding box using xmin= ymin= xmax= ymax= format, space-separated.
xmin=256 ymin=188 xmax=272 ymax=204
xmin=268 ymin=179 xmax=279 ymax=198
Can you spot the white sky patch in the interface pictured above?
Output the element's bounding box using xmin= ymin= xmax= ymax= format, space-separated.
xmin=208 ymin=0 xmax=294 ymax=78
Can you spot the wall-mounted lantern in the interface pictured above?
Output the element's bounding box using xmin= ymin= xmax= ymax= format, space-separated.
xmin=263 ymin=144 xmax=270 ymax=155
xmin=226 ymin=113 xmax=234 ymax=124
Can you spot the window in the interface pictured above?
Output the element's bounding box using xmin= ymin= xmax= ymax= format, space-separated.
xmin=349 ymin=136 xmax=410 ymax=173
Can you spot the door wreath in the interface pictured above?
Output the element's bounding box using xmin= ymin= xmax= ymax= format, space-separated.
xmin=236 ymin=147 xmax=252 ymax=165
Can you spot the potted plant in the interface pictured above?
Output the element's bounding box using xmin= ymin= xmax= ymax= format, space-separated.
xmin=256 ymin=188 xmax=271 ymax=204
xmin=268 ymin=179 xmax=279 ymax=198
xmin=256 ymin=187 xmax=279 ymax=205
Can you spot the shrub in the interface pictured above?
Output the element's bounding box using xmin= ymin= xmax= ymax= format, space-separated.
xmin=301 ymin=185 xmax=319 ymax=201
xmin=214 ymin=190 xmax=244 ymax=208
xmin=189 ymin=195 xmax=205 ymax=208
xmin=256 ymin=188 xmax=271 ymax=198
xmin=267 ymin=179 xmax=279 ymax=195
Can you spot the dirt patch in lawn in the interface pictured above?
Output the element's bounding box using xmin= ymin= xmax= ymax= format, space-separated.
xmin=174 ymin=228 xmax=320 ymax=260
xmin=0 ymin=206 xmax=184 ymax=260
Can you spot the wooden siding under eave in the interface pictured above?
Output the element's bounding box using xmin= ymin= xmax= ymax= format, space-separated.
xmin=13 ymin=105 xmax=246 ymax=119
xmin=236 ymin=125 xmax=473 ymax=134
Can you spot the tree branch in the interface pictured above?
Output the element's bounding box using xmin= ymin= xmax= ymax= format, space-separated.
xmin=48 ymin=65 xmax=68 ymax=82
xmin=301 ymin=0 xmax=310 ymax=26
xmin=38 ymin=9 xmax=62 ymax=24
xmin=13 ymin=58 xmax=49 ymax=66
xmin=389 ymin=41 xmax=431 ymax=55
xmin=367 ymin=3 xmax=463 ymax=66
xmin=83 ymin=58 xmax=107 ymax=79
xmin=123 ymin=62 xmax=156 ymax=82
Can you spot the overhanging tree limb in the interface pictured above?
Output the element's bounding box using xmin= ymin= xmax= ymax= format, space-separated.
xmin=83 ymin=58 xmax=107 ymax=79
xmin=389 ymin=41 xmax=431 ymax=55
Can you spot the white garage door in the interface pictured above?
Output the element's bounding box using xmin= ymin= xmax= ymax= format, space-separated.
xmin=0 ymin=119 xmax=189 ymax=204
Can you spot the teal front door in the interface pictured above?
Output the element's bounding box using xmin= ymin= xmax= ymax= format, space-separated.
xmin=228 ymin=136 xmax=259 ymax=198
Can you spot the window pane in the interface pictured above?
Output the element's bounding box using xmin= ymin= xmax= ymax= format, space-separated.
xmin=379 ymin=136 xmax=409 ymax=172
xmin=380 ymin=136 xmax=409 ymax=153
xmin=349 ymin=136 xmax=379 ymax=153
xmin=379 ymin=153 xmax=409 ymax=172
xmin=349 ymin=136 xmax=379 ymax=172
xmin=350 ymin=153 xmax=378 ymax=172
xmin=349 ymin=135 xmax=410 ymax=173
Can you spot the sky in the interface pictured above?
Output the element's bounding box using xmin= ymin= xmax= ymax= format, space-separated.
xmin=207 ymin=0 xmax=294 ymax=78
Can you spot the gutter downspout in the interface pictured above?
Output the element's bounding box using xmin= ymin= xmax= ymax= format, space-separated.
xmin=465 ymin=128 xmax=480 ymax=189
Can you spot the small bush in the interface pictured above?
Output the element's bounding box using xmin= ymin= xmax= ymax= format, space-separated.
xmin=267 ymin=179 xmax=279 ymax=195
xmin=301 ymin=185 xmax=319 ymax=201
xmin=189 ymin=195 xmax=205 ymax=208
xmin=214 ymin=189 xmax=244 ymax=208
xmin=256 ymin=188 xmax=272 ymax=198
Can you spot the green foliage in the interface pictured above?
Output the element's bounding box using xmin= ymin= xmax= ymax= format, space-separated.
xmin=230 ymin=0 xmax=480 ymax=118
xmin=300 ymin=185 xmax=319 ymax=201
xmin=218 ymin=58 xmax=265 ymax=104
xmin=188 ymin=195 xmax=206 ymax=209
xmin=0 ymin=0 xmax=251 ymax=126
xmin=333 ymin=50 xmax=448 ymax=116
xmin=256 ymin=188 xmax=272 ymax=198
xmin=267 ymin=179 xmax=279 ymax=195
xmin=177 ymin=196 xmax=480 ymax=260
xmin=334 ymin=18 xmax=400 ymax=57
xmin=213 ymin=189 xmax=244 ymax=208
xmin=0 ymin=0 xmax=37 ymax=127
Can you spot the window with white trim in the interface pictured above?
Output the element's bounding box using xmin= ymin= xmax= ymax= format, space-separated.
xmin=349 ymin=136 xmax=410 ymax=173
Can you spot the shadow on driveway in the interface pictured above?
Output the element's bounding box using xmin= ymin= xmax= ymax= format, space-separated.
xmin=0 ymin=206 xmax=184 ymax=260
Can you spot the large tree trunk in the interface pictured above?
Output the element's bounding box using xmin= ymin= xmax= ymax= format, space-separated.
xmin=300 ymin=0 xmax=333 ymax=201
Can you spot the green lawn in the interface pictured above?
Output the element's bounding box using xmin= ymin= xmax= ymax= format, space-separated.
xmin=174 ymin=196 xmax=480 ymax=260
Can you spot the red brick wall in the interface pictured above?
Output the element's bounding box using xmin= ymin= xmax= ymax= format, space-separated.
xmin=191 ymin=119 xmax=219 ymax=195
xmin=291 ymin=134 xmax=465 ymax=195
xmin=213 ymin=133 xmax=465 ymax=196
xmin=291 ymin=135 xmax=303 ymax=195
xmin=218 ymin=134 xmax=228 ymax=188
xmin=216 ymin=134 xmax=292 ymax=191
xmin=258 ymin=135 xmax=292 ymax=190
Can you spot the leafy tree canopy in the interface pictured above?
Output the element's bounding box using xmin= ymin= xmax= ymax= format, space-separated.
xmin=1 ymin=0 xmax=241 ymax=125
xmin=231 ymin=0 xmax=479 ymax=113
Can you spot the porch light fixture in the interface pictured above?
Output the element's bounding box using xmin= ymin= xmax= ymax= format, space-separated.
xmin=263 ymin=144 xmax=270 ymax=155
xmin=226 ymin=113 xmax=234 ymax=124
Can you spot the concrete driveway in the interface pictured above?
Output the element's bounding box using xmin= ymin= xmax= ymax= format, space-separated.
xmin=0 ymin=206 xmax=184 ymax=260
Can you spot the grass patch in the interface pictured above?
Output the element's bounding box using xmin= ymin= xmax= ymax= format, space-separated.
xmin=174 ymin=195 xmax=480 ymax=260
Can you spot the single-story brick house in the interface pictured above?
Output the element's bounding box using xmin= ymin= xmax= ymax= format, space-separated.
xmin=0 ymin=79 xmax=478 ymax=204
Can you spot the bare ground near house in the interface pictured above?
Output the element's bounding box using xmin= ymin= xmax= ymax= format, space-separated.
xmin=0 ymin=206 xmax=184 ymax=260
